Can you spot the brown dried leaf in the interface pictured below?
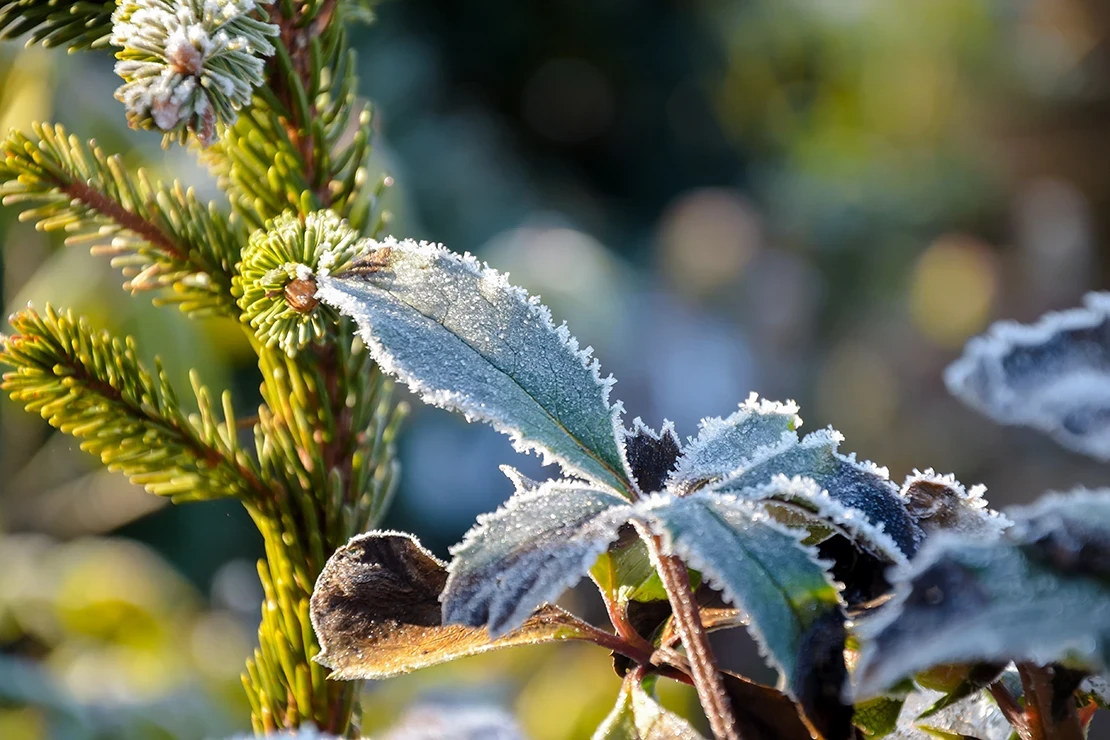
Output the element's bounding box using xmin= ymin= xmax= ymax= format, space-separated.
xmin=310 ymin=531 xmax=595 ymax=680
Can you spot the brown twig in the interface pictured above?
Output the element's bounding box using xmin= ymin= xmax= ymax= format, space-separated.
xmin=640 ymin=527 xmax=740 ymax=740
xmin=1017 ymin=663 xmax=1085 ymax=740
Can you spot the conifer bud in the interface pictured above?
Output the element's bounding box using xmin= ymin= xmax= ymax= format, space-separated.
xmin=237 ymin=211 xmax=369 ymax=356
xmin=110 ymin=0 xmax=279 ymax=147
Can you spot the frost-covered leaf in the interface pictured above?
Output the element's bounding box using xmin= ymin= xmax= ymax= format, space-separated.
xmin=712 ymin=429 xmax=922 ymax=561
xmin=900 ymin=471 xmax=1009 ymax=540
xmin=855 ymin=489 xmax=1110 ymax=697
xmin=668 ymin=393 xmax=800 ymax=492
xmin=945 ymin=291 xmax=1110 ymax=461
xmin=623 ymin=419 xmax=681 ymax=494
xmin=639 ymin=491 xmax=848 ymax=735
xmin=443 ymin=481 xmax=632 ymax=636
xmin=380 ymin=705 xmax=525 ymax=740
xmin=310 ymin=531 xmax=594 ymax=679
xmin=592 ymin=672 xmax=706 ymax=740
xmin=316 ymin=240 xmax=631 ymax=491
xmin=887 ymin=683 xmax=1013 ymax=740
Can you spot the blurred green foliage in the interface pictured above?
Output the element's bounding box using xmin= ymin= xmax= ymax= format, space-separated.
xmin=4 ymin=0 xmax=1110 ymax=737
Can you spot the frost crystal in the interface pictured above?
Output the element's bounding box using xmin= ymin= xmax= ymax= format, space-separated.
xmin=946 ymin=291 xmax=1110 ymax=460
xmin=110 ymin=0 xmax=278 ymax=146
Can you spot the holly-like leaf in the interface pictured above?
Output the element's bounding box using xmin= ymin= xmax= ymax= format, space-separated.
xmin=946 ymin=291 xmax=1110 ymax=461
xmin=310 ymin=531 xmax=595 ymax=679
xmin=315 ymin=240 xmax=631 ymax=492
xmin=668 ymin=393 xmax=800 ymax=493
xmin=855 ymin=489 xmax=1110 ymax=698
xmin=442 ymin=481 xmax=632 ymax=636
xmin=592 ymin=671 xmax=706 ymax=740
xmin=638 ymin=492 xmax=845 ymax=713
xmin=712 ymin=429 xmax=923 ymax=559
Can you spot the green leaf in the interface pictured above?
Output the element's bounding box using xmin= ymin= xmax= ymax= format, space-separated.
xmin=638 ymin=491 xmax=844 ymax=698
xmin=316 ymin=240 xmax=632 ymax=492
xmin=853 ymin=696 xmax=904 ymax=738
xmin=442 ymin=480 xmax=632 ymax=636
xmin=592 ymin=672 xmax=706 ymax=740
xmin=855 ymin=489 xmax=1110 ymax=698
xmin=668 ymin=393 xmax=800 ymax=493
xmin=711 ymin=428 xmax=922 ymax=560
xmin=591 ymin=537 xmax=669 ymax=605
xmin=310 ymin=531 xmax=596 ymax=680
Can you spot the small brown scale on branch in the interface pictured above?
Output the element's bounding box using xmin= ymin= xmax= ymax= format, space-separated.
xmin=285 ymin=277 xmax=320 ymax=312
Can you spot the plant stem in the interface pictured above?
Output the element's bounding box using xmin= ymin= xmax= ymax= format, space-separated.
xmin=642 ymin=529 xmax=740 ymax=740
xmin=989 ymin=680 xmax=1028 ymax=737
xmin=1017 ymin=663 xmax=1085 ymax=740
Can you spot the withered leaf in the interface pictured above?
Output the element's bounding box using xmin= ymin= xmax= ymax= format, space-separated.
xmin=719 ymin=671 xmax=820 ymax=740
xmin=310 ymin=531 xmax=595 ymax=680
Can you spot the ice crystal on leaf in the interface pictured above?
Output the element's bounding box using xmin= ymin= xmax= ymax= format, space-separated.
xmin=111 ymin=0 xmax=278 ymax=146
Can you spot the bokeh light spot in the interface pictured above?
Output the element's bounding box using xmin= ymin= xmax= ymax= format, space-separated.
xmin=658 ymin=188 xmax=763 ymax=297
xmin=909 ymin=234 xmax=998 ymax=348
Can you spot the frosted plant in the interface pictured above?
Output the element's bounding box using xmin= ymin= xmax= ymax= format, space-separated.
xmin=946 ymin=291 xmax=1110 ymax=460
xmin=110 ymin=0 xmax=278 ymax=146
xmin=299 ymin=238 xmax=1014 ymax=740
xmin=848 ymin=293 xmax=1110 ymax=740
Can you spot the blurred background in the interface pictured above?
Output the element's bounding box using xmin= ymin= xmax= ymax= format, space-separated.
xmin=4 ymin=0 xmax=1110 ymax=737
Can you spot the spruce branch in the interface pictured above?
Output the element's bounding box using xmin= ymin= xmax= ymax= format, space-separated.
xmin=0 ymin=0 xmax=114 ymax=51
xmin=0 ymin=123 xmax=246 ymax=315
xmin=109 ymin=0 xmax=279 ymax=147
xmin=202 ymin=0 xmax=388 ymax=232
xmin=0 ymin=305 xmax=268 ymax=502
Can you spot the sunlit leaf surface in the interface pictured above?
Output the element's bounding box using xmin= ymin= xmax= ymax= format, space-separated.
xmin=443 ymin=481 xmax=632 ymax=636
xmin=316 ymin=240 xmax=631 ymax=491
xmin=592 ymin=673 xmax=706 ymax=740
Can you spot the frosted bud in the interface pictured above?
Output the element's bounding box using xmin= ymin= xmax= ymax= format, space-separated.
xmin=110 ymin=0 xmax=279 ymax=147
xmin=236 ymin=210 xmax=371 ymax=356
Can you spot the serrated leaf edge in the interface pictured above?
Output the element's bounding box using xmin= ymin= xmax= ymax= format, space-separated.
xmin=443 ymin=479 xmax=632 ymax=636
xmin=635 ymin=491 xmax=843 ymax=692
xmin=316 ymin=238 xmax=632 ymax=492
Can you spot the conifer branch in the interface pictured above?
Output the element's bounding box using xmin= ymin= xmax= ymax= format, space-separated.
xmin=202 ymin=0 xmax=387 ymax=232
xmin=0 ymin=306 xmax=269 ymax=502
xmin=0 ymin=0 xmax=114 ymax=51
xmin=0 ymin=123 xmax=246 ymax=316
